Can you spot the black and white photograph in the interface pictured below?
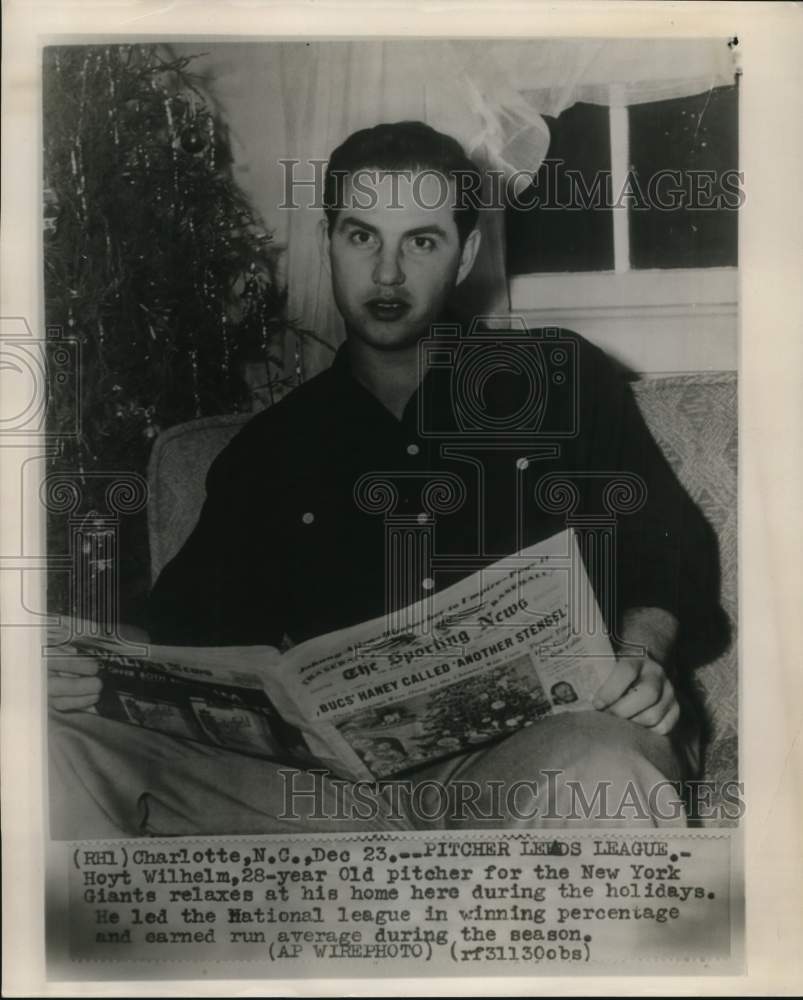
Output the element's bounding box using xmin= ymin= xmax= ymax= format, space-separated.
xmin=42 ymin=35 xmax=740 ymax=839
xmin=2 ymin=3 xmax=803 ymax=994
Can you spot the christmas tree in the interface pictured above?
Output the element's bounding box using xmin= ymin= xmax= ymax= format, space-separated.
xmin=43 ymin=44 xmax=293 ymax=623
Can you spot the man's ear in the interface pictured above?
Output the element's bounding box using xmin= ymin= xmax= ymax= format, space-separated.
xmin=317 ymin=217 xmax=331 ymax=273
xmin=456 ymin=227 xmax=482 ymax=286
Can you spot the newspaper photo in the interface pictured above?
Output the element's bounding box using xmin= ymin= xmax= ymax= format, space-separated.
xmin=37 ymin=32 xmax=743 ymax=849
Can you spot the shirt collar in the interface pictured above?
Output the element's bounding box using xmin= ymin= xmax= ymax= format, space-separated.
xmin=326 ymin=314 xmax=464 ymax=433
xmin=327 ymin=311 xmax=464 ymax=388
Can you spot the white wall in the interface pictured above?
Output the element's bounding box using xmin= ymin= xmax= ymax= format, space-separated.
xmin=510 ymin=268 xmax=738 ymax=374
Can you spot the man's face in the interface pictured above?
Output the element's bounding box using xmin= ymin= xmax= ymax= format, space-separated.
xmin=322 ymin=170 xmax=480 ymax=351
xmin=553 ymin=683 xmax=575 ymax=703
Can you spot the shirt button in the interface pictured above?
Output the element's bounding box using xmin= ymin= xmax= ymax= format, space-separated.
xmin=407 ymin=443 xmax=420 ymax=456
xmin=301 ymin=511 xmax=315 ymax=525
xmin=421 ymin=577 xmax=434 ymax=590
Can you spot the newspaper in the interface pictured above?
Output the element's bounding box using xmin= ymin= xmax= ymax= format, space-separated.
xmin=70 ymin=528 xmax=615 ymax=782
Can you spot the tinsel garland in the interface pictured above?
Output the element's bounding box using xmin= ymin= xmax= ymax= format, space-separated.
xmin=43 ymin=44 xmax=294 ymax=621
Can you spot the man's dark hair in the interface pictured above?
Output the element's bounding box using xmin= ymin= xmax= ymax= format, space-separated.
xmin=324 ymin=121 xmax=482 ymax=246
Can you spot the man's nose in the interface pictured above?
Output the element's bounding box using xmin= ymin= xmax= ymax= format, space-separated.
xmin=372 ymin=245 xmax=405 ymax=286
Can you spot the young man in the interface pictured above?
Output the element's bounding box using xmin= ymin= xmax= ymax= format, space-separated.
xmin=49 ymin=122 xmax=725 ymax=835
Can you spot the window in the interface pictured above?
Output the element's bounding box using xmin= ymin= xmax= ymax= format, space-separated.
xmin=506 ymin=83 xmax=739 ymax=372
xmin=506 ymin=102 xmax=614 ymax=274
xmin=628 ymin=85 xmax=738 ymax=269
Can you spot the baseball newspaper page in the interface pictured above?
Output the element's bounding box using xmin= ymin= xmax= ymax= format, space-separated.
xmin=57 ymin=530 xmax=615 ymax=782
xmin=2 ymin=1 xmax=803 ymax=997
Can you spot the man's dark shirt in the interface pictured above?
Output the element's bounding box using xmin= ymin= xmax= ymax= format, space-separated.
xmin=147 ymin=329 xmax=724 ymax=670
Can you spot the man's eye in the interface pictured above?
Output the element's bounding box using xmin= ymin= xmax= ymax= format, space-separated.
xmin=408 ymin=236 xmax=436 ymax=252
xmin=349 ymin=230 xmax=377 ymax=247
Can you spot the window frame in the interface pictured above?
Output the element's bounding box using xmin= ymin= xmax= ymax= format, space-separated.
xmin=507 ymin=84 xmax=738 ymax=372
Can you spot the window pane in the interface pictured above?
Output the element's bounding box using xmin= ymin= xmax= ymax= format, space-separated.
xmin=505 ymin=102 xmax=614 ymax=275
xmin=628 ymin=84 xmax=739 ymax=269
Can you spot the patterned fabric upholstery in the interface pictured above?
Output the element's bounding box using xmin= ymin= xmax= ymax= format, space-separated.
xmin=631 ymin=371 xmax=738 ymax=822
xmin=147 ymin=412 xmax=252 ymax=584
xmin=147 ymin=372 xmax=738 ymax=809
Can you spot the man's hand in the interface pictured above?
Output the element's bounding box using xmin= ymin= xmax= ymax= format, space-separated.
xmin=591 ymin=605 xmax=682 ymax=734
xmin=592 ymin=655 xmax=680 ymax=735
xmin=46 ymin=621 xmax=150 ymax=711
xmin=47 ymin=651 xmax=102 ymax=711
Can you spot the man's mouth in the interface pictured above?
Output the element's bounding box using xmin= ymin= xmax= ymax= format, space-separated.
xmin=366 ymin=298 xmax=411 ymax=321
